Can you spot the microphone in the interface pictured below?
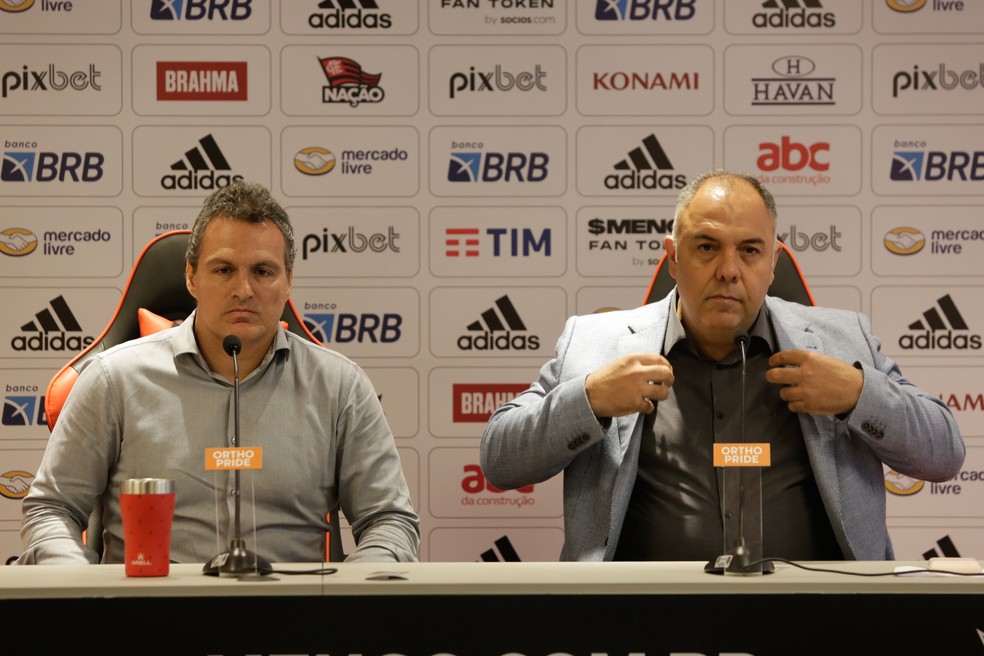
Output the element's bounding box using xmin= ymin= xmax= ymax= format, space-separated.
xmin=705 ymin=327 xmax=773 ymax=575
xmin=203 ymin=335 xmax=272 ymax=577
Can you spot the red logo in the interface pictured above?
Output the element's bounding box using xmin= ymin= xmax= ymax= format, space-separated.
xmin=156 ymin=61 xmax=248 ymax=101
xmin=452 ymin=383 xmax=528 ymax=422
xmin=461 ymin=464 xmax=534 ymax=494
xmin=757 ymin=136 xmax=829 ymax=172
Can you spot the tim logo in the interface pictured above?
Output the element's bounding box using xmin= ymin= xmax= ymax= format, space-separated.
xmin=890 ymin=150 xmax=984 ymax=182
xmin=452 ymin=383 xmax=528 ymax=422
xmin=605 ymin=133 xmax=685 ymax=191
xmin=161 ymin=133 xmax=243 ymax=191
xmin=594 ymin=0 xmax=697 ymax=21
xmin=11 ymin=295 xmax=93 ymax=353
xmin=1 ymin=150 xmax=105 ymax=184
xmin=303 ymin=312 xmax=402 ymax=344
xmin=753 ymin=0 xmax=836 ymax=29
xmin=309 ymin=0 xmax=393 ymax=30
xmin=150 ymin=0 xmax=253 ymax=20
xmin=2 ymin=395 xmax=43 ymax=427
xmin=458 ymin=295 xmax=540 ymax=352
xmin=899 ymin=293 xmax=982 ymax=351
xmin=479 ymin=535 xmax=522 ymax=562
xmin=752 ymin=55 xmax=834 ymax=107
xmin=156 ymin=61 xmax=247 ymax=101
xmin=444 ymin=227 xmax=551 ymax=258
xmin=447 ymin=151 xmax=549 ymax=183
xmin=319 ymin=56 xmax=384 ymax=107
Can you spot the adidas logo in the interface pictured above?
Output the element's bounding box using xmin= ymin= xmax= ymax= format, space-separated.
xmin=899 ymin=293 xmax=982 ymax=350
xmin=11 ymin=295 xmax=94 ymax=352
xmin=479 ymin=535 xmax=521 ymax=562
xmin=605 ymin=134 xmax=686 ymax=191
xmin=753 ymin=0 xmax=836 ymax=29
xmin=457 ymin=295 xmax=540 ymax=352
xmin=923 ymin=534 xmax=960 ymax=560
xmin=161 ymin=133 xmax=243 ymax=191
xmin=311 ymin=0 xmax=393 ymax=30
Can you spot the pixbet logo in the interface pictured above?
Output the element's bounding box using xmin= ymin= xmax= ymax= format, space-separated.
xmin=301 ymin=226 xmax=401 ymax=259
xmin=1 ymin=64 xmax=101 ymax=98
xmin=449 ymin=65 xmax=547 ymax=99
xmin=892 ymin=63 xmax=984 ymax=97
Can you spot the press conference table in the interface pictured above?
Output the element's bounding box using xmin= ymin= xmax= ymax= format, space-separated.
xmin=1 ymin=560 xmax=981 ymax=655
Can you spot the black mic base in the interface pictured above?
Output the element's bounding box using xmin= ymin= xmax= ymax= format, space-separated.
xmin=203 ymin=539 xmax=273 ymax=577
xmin=703 ymin=549 xmax=775 ymax=576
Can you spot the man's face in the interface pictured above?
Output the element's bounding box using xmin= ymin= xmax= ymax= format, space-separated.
xmin=663 ymin=179 xmax=779 ymax=358
xmin=186 ymin=217 xmax=292 ymax=359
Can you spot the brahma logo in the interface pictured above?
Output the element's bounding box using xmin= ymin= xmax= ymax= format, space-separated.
xmin=884 ymin=469 xmax=925 ymax=495
xmin=452 ymin=383 xmax=528 ymax=422
xmin=319 ymin=56 xmax=384 ymax=107
xmin=884 ymin=227 xmax=926 ymax=255
xmin=293 ymin=147 xmax=336 ymax=176
xmin=0 ymin=227 xmax=38 ymax=256
xmin=156 ymin=61 xmax=248 ymax=101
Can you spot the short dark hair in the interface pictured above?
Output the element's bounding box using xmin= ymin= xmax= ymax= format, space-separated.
xmin=185 ymin=181 xmax=296 ymax=275
xmin=671 ymin=169 xmax=778 ymax=245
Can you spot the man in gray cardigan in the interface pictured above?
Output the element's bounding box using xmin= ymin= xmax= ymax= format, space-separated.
xmin=481 ymin=170 xmax=964 ymax=563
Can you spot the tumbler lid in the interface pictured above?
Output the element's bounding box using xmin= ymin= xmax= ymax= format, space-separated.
xmin=121 ymin=478 xmax=174 ymax=494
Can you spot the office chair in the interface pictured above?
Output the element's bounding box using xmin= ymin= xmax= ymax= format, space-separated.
xmin=43 ymin=229 xmax=346 ymax=562
xmin=642 ymin=240 xmax=816 ymax=306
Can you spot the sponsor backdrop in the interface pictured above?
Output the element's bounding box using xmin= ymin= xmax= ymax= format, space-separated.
xmin=0 ymin=0 xmax=981 ymax=565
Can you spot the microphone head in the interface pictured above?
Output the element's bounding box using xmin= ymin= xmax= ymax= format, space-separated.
xmin=732 ymin=328 xmax=750 ymax=347
xmin=222 ymin=335 xmax=242 ymax=356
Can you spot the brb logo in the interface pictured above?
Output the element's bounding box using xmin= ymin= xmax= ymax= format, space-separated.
xmin=1 ymin=144 xmax=105 ymax=184
xmin=890 ymin=141 xmax=984 ymax=182
xmin=448 ymin=147 xmax=549 ymax=183
xmin=594 ymin=0 xmax=697 ymax=21
xmin=303 ymin=306 xmax=402 ymax=345
xmin=150 ymin=0 xmax=253 ymax=20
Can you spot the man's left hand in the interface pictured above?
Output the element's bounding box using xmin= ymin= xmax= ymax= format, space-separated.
xmin=765 ymin=349 xmax=863 ymax=416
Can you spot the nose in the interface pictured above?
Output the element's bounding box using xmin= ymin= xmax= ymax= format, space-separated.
xmin=231 ymin=271 xmax=254 ymax=299
xmin=716 ymin=249 xmax=741 ymax=283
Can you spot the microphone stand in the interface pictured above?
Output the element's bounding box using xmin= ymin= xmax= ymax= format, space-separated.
xmin=705 ymin=329 xmax=773 ymax=575
xmin=203 ymin=336 xmax=273 ymax=577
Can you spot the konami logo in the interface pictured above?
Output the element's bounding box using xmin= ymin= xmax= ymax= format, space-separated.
xmin=452 ymin=383 xmax=529 ymax=422
xmin=156 ymin=61 xmax=248 ymax=101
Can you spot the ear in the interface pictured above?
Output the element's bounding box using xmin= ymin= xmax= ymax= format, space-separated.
xmin=770 ymin=240 xmax=781 ymax=285
xmin=664 ymin=235 xmax=678 ymax=280
xmin=185 ymin=262 xmax=197 ymax=300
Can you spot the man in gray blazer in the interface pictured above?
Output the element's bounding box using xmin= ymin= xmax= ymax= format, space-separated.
xmin=481 ymin=170 xmax=964 ymax=563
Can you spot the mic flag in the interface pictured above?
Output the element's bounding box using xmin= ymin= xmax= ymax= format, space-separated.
xmin=223 ymin=335 xmax=242 ymax=356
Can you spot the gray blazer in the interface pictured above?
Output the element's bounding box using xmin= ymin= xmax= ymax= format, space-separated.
xmin=481 ymin=293 xmax=965 ymax=561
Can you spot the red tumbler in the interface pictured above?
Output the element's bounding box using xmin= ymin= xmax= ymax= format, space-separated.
xmin=120 ymin=478 xmax=175 ymax=577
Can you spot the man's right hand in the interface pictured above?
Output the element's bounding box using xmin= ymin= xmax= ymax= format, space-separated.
xmin=585 ymin=353 xmax=674 ymax=418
